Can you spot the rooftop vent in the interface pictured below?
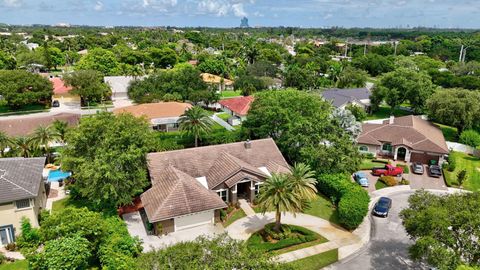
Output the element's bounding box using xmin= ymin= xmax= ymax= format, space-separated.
xmin=244 ymin=140 xmax=251 ymax=149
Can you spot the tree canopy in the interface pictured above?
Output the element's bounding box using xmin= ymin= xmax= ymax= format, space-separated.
xmin=63 ymin=70 xmax=111 ymax=105
xmin=0 ymin=70 xmax=52 ymax=108
xmin=76 ymin=48 xmax=120 ymax=75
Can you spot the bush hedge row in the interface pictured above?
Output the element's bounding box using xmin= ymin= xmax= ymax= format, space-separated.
xmin=317 ymin=174 xmax=370 ymax=230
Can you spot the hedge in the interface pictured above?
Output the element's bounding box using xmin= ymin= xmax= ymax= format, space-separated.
xmin=379 ymin=176 xmax=397 ymax=187
xmin=318 ymin=174 xmax=370 ymax=230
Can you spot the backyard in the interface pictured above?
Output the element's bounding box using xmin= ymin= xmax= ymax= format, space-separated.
xmin=220 ymin=90 xmax=242 ymax=99
xmin=443 ymin=151 xmax=480 ymax=192
xmin=435 ymin=123 xmax=458 ymax=142
xmin=366 ymin=105 xmax=411 ymax=120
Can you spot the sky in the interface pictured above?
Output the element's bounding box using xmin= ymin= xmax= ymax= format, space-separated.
xmin=1 ymin=0 xmax=480 ymax=28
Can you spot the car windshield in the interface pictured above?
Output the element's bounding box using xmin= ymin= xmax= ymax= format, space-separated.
xmin=414 ymin=164 xmax=422 ymax=169
xmin=377 ymin=199 xmax=390 ymax=208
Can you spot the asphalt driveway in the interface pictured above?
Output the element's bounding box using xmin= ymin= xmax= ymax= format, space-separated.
xmin=327 ymin=190 xmax=427 ymax=270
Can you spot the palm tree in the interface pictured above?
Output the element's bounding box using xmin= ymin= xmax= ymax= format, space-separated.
xmin=257 ymin=163 xmax=317 ymax=232
xmin=0 ymin=131 xmax=12 ymax=157
xmin=52 ymin=120 xmax=69 ymax=143
xmin=13 ymin=136 xmax=35 ymax=158
xmin=31 ymin=125 xmax=58 ymax=161
xmin=178 ymin=106 xmax=214 ymax=147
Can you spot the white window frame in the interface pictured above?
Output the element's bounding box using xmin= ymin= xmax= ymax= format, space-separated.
xmin=216 ymin=189 xmax=228 ymax=202
xmin=15 ymin=198 xmax=31 ymax=210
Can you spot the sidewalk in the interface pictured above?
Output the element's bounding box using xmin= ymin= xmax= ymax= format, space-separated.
xmin=211 ymin=114 xmax=235 ymax=131
xmin=238 ymin=199 xmax=255 ymax=216
xmin=45 ymin=181 xmax=67 ymax=211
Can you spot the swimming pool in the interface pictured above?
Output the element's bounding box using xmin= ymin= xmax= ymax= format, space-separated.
xmin=47 ymin=169 xmax=72 ymax=182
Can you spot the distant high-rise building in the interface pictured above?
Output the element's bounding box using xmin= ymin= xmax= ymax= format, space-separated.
xmin=240 ymin=17 xmax=249 ymax=28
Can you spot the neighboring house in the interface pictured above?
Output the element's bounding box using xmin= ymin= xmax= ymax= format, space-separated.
xmin=50 ymin=77 xmax=81 ymax=108
xmin=113 ymin=102 xmax=192 ymax=132
xmin=358 ymin=115 xmax=449 ymax=164
xmin=0 ymin=157 xmax=47 ymax=246
xmin=201 ymin=73 xmax=234 ymax=92
xmin=104 ymin=76 xmax=144 ymax=102
xmin=0 ymin=113 xmax=80 ymax=137
xmin=140 ymin=138 xmax=290 ymax=235
xmin=218 ymin=96 xmax=254 ymax=126
xmin=321 ymin=88 xmax=371 ymax=110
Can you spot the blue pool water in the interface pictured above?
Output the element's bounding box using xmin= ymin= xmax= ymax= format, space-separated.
xmin=48 ymin=169 xmax=71 ymax=182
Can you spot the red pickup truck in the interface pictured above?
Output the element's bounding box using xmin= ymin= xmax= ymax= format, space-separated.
xmin=372 ymin=164 xmax=404 ymax=177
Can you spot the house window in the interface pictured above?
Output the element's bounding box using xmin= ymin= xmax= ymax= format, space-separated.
xmin=254 ymin=183 xmax=261 ymax=195
xmin=382 ymin=143 xmax=393 ymax=153
xmin=15 ymin=199 xmax=30 ymax=209
xmin=0 ymin=225 xmax=14 ymax=245
xmin=359 ymin=145 xmax=369 ymax=152
xmin=217 ymin=190 xmax=228 ymax=202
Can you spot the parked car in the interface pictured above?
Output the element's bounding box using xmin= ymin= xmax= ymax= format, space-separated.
xmin=353 ymin=171 xmax=369 ymax=187
xmin=52 ymin=100 xmax=60 ymax=107
xmin=429 ymin=165 xmax=442 ymax=178
xmin=412 ymin=162 xmax=424 ymax=175
xmin=373 ymin=197 xmax=392 ymax=217
xmin=372 ymin=164 xmax=403 ymax=177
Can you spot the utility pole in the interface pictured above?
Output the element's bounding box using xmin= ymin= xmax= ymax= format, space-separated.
xmin=344 ymin=41 xmax=348 ymax=57
xmin=459 ymin=45 xmax=464 ymax=62
xmin=363 ymin=43 xmax=367 ymax=56
xmin=462 ymin=47 xmax=467 ymax=63
xmin=394 ymin=41 xmax=398 ymax=56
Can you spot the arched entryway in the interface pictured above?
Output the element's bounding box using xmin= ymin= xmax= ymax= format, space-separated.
xmin=397 ymin=147 xmax=407 ymax=161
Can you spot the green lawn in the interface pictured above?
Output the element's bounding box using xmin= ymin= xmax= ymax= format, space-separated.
xmin=375 ymin=180 xmax=388 ymax=190
xmin=359 ymin=159 xmax=387 ymax=170
xmin=287 ymin=249 xmax=338 ymax=270
xmin=52 ymin=196 xmax=94 ymax=213
xmin=435 ymin=123 xmax=458 ymax=142
xmin=217 ymin=112 xmax=231 ymax=122
xmin=0 ymin=260 xmax=28 ymax=270
xmin=443 ymin=151 xmax=480 ymax=192
xmin=220 ymin=90 xmax=242 ymax=99
xmin=0 ymin=104 xmax=49 ymax=116
xmin=223 ymin=208 xmax=247 ymax=227
xmin=304 ymin=195 xmax=340 ymax=225
xmin=366 ymin=105 xmax=411 ymax=120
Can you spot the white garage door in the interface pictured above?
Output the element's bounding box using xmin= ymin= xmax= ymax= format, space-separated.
xmin=174 ymin=210 xmax=214 ymax=231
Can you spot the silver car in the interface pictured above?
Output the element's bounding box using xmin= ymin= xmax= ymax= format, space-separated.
xmin=412 ymin=162 xmax=424 ymax=175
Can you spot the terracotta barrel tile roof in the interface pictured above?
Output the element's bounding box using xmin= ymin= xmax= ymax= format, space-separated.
xmin=218 ymin=96 xmax=254 ymax=116
xmin=113 ymin=102 xmax=192 ymax=121
xmin=50 ymin=77 xmax=73 ymax=95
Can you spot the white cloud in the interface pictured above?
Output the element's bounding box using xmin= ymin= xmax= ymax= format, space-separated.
xmin=94 ymin=1 xmax=103 ymax=11
xmin=2 ymin=0 xmax=23 ymax=8
xmin=197 ymin=0 xmax=253 ymax=17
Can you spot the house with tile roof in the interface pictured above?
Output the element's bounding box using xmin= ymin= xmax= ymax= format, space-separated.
xmin=218 ymin=96 xmax=254 ymax=126
xmin=0 ymin=157 xmax=47 ymax=246
xmin=50 ymin=77 xmax=81 ymax=108
xmin=358 ymin=115 xmax=449 ymax=164
xmin=113 ymin=102 xmax=192 ymax=132
xmin=321 ymin=87 xmax=371 ymax=110
xmin=0 ymin=113 xmax=80 ymax=137
xmin=140 ymin=138 xmax=290 ymax=235
xmin=200 ymin=73 xmax=234 ymax=92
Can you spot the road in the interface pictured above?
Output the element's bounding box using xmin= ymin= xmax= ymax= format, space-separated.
xmin=328 ymin=190 xmax=427 ymax=270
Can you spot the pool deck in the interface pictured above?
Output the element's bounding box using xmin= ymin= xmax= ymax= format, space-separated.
xmin=46 ymin=181 xmax=67 ymax=212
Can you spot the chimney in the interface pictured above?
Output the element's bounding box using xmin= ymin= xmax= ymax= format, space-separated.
xmin=244 ymin=140 xmax=251 ymax=149
xmin=389 ymin=115 xmax=395 ymax=125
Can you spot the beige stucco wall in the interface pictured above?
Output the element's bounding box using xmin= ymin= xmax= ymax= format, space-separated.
xmin=0 ymin=181 xmax=47 ymax=236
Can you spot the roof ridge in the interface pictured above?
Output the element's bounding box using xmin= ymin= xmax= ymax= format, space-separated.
xmin=0 ymin=169 xmax=36 ymax=197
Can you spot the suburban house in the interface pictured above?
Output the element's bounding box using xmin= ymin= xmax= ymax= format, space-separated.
xmin=104 ymin=76 xmax=144 ymax=103
xmin=200 ymin=73 xmax=234 ymax=92
xmin=140 ymin=138 xmax=290 ymax=235
xmin=113 ymin=102 xmax=192 ymax=132
xmin=50 ymin=77 xmax=81 ymax=108
xmin=218 ymin=96 xmax=254 ymax=126
xmin=321 ymin=87 xmax=371 ymax=110
xmin=0 ymin=113 xmax=80 ymax=137
xmin=358 ymin=115 xmax=449 ymax=164
xmin=0 ymin=157 xmax=47 ymax=246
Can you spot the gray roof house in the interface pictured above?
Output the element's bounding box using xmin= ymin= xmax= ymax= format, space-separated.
xmin=0 ymin=157 xmax=47 ymax=246
xmin=321 ymin=88 xmax=371 ymax=109
xmin=104 ymin=76 xmax=145 ymax=101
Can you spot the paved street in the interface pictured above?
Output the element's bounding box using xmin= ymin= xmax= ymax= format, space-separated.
xmin=327 ymin=190 xmax=426 ymax=270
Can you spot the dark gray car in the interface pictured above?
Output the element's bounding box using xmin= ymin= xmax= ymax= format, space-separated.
xmin=412 ymin=162 xmax=424 ymax=175
xmin=429 ymin=165 xmax=442 ymax=178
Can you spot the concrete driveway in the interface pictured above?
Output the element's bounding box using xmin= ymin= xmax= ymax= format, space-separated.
xmin=408 ymin=166 xmax=447 ymax=190
xmin=327 ymin=190 xmax=427 ymax=270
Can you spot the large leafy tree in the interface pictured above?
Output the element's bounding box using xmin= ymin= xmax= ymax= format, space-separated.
xmin=336 ymin=66 xmax=368 ymax=88
xmin=243 ymin=89 xmax=361 ymax=174
xmin=0 ymin=50 xmax=16 ymax=69
xmin=352 ymin=53 xmax=395 ymax=77
xmin=400 ymin=190 xmax=480 ymax=270
xmin=0 ymin=70 xmax=53 ymax=108
xmin=61 ymin=113 xmax=155 ymax=208
xmin=148 ymin=47 xmax=178 ymax=69
xmin=257 ymin=163 xmax=317 ymax=232
xmin=371 ymin=68 xmax=436 ymax=114
xmin=76 ymin=48 xmax=120 ymax=75
xmin=63 ymin=70 xmax=111 ymax=105
xmin=179 ymin=106 xmax=214 ymax=147
xmin=427 ymin=88 xmax=480 ymax=134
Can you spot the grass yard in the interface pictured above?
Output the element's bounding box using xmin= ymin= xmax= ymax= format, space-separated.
xmin=0 ymin=260 xmax=28 ymax=270
xmin=304 ymin=195 xmax=340 ymax=225
xmin=359 ymin=159 xmax=388 ymax=170
xmin=220 ymin=90 xmax=242 ymax=99
xmin=246 ymin=224 xmax=328 ymax=255
xmin=287 ymin=249 xmax=338 ymax=270
xmin=375 ymin=180 xmax=388 ymax=190
xmin=223 ymin=208 xmax=247 ymax=227
xmin=52 ymin=196 xmax=94 ymax=213
xmin=443 ymin=151 xmax=480 ymax=192
xmin=0 ymin=104 xmax=49 ymax=116
xmin=217 ymin=112 xmax=231 ymax=122
xmin=435 ymin=123 xmax=458 ymax=142
xmin=366 ymin=105 xmax=411 ymax=120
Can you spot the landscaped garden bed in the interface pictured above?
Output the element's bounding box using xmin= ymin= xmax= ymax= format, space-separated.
xmin=246 ymin=223 xmax=327 ymax=255
xmin=222 ymin=207 xmax=247 ymax=227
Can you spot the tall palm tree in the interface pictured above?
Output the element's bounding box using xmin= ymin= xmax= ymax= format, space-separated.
xmin=257 ymin=163 xmax=317 ymax=232
xmin=52 ymin=120 xmax=69 ymax=143
xmin=178 ymin=106 xmax=214 ymax=147
xmin=0 ymin=131 xmax=12 ymax=157
xmin=14 ymin=136 xmax=35 ymax=158
xmin=31 ymin=125 xmax=58 ymax=161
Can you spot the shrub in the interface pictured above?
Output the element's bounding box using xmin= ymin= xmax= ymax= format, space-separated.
xmin=448 ymin=155 xmax=457 ymax=172
xmin=220 ymin=209 xmax=227 ymax=221
xmin=5 ymin=242 xmax=16 ymax=251
xmin=0 ymin=253 xmax=6 ymax=264
xmin=459 ymin=130 xmax=480 ymax=147
xmin=16 ymin=218 xmax=40 ymax=249
xmin=397 ymin=164 xmax=410 ymax=174
xmin=338 ymin=189 xmax=370 ymax=230
xmin=361 ymin=152 xmax=375 ymax=159
xmin=379 ymin=176 xmax=397 ymax=187
xmin=457 ymin=169 xmax=468 ymax=187
xmin=399 ymin=178 xmax=410 ymax=185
